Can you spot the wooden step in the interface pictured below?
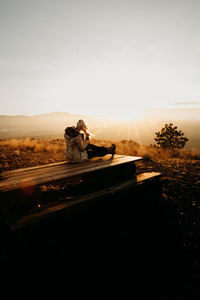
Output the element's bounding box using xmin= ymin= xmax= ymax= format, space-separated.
xmin=11 ymin=171 xmax=162 ymax=231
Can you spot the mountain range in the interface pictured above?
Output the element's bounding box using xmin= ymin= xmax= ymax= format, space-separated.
xmin=0 ymin=110 xmax=199 ymax=150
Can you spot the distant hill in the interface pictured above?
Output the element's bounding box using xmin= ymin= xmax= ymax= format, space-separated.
xmin=94 ymin=119 xmax=200 ymax=150
xmin=0 ymin=111 xmax=199 ymax=150
xmin=0 ymin=112 xmax=116 ymax=138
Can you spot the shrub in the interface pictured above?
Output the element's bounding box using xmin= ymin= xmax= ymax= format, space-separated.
xmin=154 ymin=123 xmax=189 ymax=150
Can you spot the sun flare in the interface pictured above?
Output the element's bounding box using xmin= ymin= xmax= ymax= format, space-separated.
xmin=114 ymin=108 xmax=146 ymax=122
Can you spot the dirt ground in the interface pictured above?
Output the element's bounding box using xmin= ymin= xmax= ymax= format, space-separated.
xmin=137 ymin=157 xmax=200 ymax=299
xmin=0 ymin=140 xmax=200 ymax=299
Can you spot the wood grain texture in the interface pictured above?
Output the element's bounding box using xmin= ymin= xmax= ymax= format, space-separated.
xmin=0 ymin=155 xmax=142 ymax=192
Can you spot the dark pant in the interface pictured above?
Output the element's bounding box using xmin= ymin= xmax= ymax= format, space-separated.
xmin=86 ymin=143 xmax=110 ymax=159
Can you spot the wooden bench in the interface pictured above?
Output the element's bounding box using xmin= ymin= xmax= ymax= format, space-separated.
xmin=0 ymin=155 xmax=162 ymax=231
xmin=0 ymin=153 xmax=164 ymax=278
xmin=0 ymin=155 xmax=142 ymax=193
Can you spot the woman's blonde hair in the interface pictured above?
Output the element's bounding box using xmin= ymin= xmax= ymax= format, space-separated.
xmin=76 ymin=119 xmax=94 ymax=137
xmin=76 ymin=119 xmax=88 ymax=131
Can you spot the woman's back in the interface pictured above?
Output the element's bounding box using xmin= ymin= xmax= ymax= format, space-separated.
xmin=64 ymin=126 xmax=88 ymax=161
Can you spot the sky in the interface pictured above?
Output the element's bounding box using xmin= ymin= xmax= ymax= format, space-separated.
xmin=0 ymin=0 xmax=200 ymax=119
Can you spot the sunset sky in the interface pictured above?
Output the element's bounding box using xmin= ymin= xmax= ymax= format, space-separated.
xmin=0 ymin=0 xmax=200 ymax=119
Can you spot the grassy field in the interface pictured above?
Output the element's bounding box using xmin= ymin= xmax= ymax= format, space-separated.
xmin=0 ymin=137 xmax=200 ymax=171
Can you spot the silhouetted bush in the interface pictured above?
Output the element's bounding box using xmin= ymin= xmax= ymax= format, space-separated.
xmin=155 ymin=123 xmax=189 ymax=150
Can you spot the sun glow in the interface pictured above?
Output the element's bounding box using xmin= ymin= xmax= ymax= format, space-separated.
xmin=114 ymin=107 xmax=146 ymax=122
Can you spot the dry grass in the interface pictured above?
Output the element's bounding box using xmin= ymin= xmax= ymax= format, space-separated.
xmin=0 ymin=138 xmax=200 ymax=171
xmin=0 ymin=138 xmax=65 ymax=153
xmin=0 ymin=138 xmax=65 ymax=170
xmin=92 ymin=138 xmax=200 ymax=161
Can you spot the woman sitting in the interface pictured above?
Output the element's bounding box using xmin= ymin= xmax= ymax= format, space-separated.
xmin=64 ymin=119 xmax=116 ymax=162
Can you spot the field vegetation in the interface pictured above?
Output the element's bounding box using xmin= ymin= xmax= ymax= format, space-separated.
xmin=0 ymin=137 xmax=200 ymax=171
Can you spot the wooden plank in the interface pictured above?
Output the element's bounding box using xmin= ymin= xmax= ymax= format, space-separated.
xmin=0 ymin=155 xmax=142 ymax=192
xmin=2 ymin=155 xmax=139 ymax=178
xmin=1 ymin=155 xmax=125 ymax=180
xmin=1 ymin=155 xmax=135 ymax=180
xmin=0 ymin=160 xmax=136 ymax=192
xmin=137 ymin=172 xmax=162 ymax=183
xmin=1 ymin=155 xmax=140 ymax=185
xmin=11 ymin=171 xmax=162 ymax=231
xmin=1 ymin=161 xmax=67 ymax=176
